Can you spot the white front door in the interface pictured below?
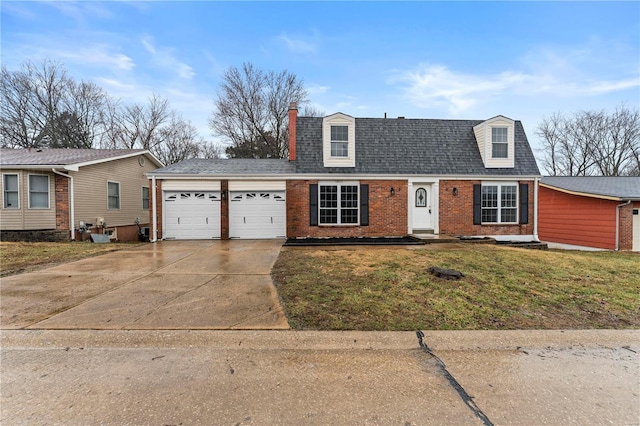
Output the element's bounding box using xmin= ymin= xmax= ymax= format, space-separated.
xmin=412 ymin=185 xmax=433 ymax=230
xmin=633 ymin=208 xmax=639 ymax=252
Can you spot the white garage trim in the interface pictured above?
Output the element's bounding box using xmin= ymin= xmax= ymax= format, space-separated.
xmin=228 ymin=181 xmax=286 ymax=191
xmin=229 ymin=191 xmax=286 ymax=239
xmin=162 ymin=180 xmax=221 ymax=191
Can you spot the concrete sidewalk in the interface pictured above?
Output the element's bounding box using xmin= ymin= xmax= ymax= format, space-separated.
xmin=2 ymin=329 xmax=638 ymax=425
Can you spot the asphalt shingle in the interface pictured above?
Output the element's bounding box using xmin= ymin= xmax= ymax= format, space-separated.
xmin=150 ymin=158 xmax=295 ymax=176
xmin=0 ymin=148 xmax=149 ymax=166
xmin=541 ymin=176 xmax=640 ymax=200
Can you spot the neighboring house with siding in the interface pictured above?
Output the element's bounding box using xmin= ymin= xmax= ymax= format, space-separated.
xmin=539 ymin=176 xmax=640 ymax=251
xmin=1 ymin=149 xmax=162 ymax=242
xmin=147 ymin=104 xmax=541 ymax=241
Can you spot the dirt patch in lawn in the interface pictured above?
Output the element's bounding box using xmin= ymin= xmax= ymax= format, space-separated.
xmin=272 ymin=245 xmax=640 ymax=330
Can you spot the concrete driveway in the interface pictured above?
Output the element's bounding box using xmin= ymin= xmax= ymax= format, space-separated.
xmin=0 ymin=240 xmax=289 ymax=330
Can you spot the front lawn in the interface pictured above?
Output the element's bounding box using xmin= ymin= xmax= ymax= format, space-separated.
xmin=272 ymin=245 xmax=640 ymax=330
xmin=0 ymin=241 xmax=141 ymax=277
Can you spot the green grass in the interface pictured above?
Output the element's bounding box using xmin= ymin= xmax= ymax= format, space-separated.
xmin=272 ymin=245 xmax=640 ymax=330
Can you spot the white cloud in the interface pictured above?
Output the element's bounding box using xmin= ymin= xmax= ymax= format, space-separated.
xmin=140 ymin=35 xmax=195 ymax=80
xmin=307 ymin=83 xmax=329 ymax=95
xmin=278 ymin=33 xmax=317 ymax=54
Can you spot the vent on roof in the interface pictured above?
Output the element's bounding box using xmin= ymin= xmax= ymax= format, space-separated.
xmin=398 ymin=116 xmax=405 ymax=119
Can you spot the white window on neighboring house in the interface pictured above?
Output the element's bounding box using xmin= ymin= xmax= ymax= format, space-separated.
xmin=3 ymin=174 xmax=19 ymax=209
xmin=108 ymin=181 xmax=120 ymax=209
xmin=319 ymin=183 xmax=359 ymax=225
xmin=142 ymin=186 xmax=150 ymax=210
xmin=481 ymin=184 xmax=517 ymax=223
xmin=330 ymin=125 xmax=349 ymax=157
xmin=492 ymin=127 xmax=508 ymax=159
xmin=28 ymin=174 xmax=49 ymax=209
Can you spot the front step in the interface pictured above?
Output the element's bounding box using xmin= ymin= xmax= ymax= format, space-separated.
xmin=410 ymin=234 xmax=460 ymax=244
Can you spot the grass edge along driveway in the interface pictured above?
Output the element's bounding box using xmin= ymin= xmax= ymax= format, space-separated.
xmin=272 ymin=245 xmax=640 ymax=331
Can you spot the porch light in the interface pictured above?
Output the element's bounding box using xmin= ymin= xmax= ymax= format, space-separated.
xmin=390 ymin=187 xmax=395 ymax=196
xmin=453 ymin=187 xmax=458 ymax=196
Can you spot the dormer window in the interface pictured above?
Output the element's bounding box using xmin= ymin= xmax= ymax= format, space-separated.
xmin=473 ymin=115 xmax=515 ymax=168
xmin=323 ymin=113 xmax=355 ymax=167
xmin=491 ymin=127 xmax=508 ymax=159
xmin=331 ymin=126 xmax=349 ymax=157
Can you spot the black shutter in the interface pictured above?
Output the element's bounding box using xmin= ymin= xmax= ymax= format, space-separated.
xmin=360 ymin=184 xmax=369 ymax=226
xmin=519 ymin=183 xmax=529 ymax=224
xmin=309 ymin=184 xmax=318 ymax=226
xmin=473 ymin=184 xmax=482 ymax=225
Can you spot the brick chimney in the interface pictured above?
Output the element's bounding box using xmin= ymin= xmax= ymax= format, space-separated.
xmin=288 ymin=102 xmax=298 ymax=161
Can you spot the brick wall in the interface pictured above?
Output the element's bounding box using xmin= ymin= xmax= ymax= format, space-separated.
xmin=287 ymin=180 xmax=408 ymax=238
xmin=221 ymin=180 xmax=229 ymax=239
xmin=619 ymin=201 xmax=639 ymax=251
xmin=54 ymin=174 xmax=70 ymax=231
xmin=439 ymin=180 xmax=535 ymax=236
xmin=153 ymin=179 xmax=163 ymax=240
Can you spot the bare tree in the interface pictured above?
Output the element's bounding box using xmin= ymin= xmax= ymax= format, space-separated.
xmin=153 ymin=113 xmax=202 ymax=165
xmin=110 ymin=93 xmax=171 ymax=151
xmin=209 ymin=63 xmax=308 ymax=159
xmin=536 ymin=105 xmax=640 ymax=176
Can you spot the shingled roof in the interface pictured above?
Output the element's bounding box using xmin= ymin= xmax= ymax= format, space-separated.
xmin=295 ymin=117 xmax=541 ymax=176
xmin=541 ymin=176 xmax=640 ymax=200
xmin=149 ymin=158 xmax=295 ymax=176
xmin=0 ymin=148 xmax=161 ymax=168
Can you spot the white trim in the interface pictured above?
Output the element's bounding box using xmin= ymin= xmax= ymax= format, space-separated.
xmin=27 ymin=173 xmax=50 ymax=209
xmin=107 ymin=180 xmax=121 ymax=210
xmin=151 ymin=176 xmax=157 ymax=242
xmin=533 ymin=177 xmax=539 ymax=241
xmin=317 ymin=181 xmax=360 ymax=226
xmin=162 ymin=180 xmax=221 ymax=191
xmin=2 ymin=172 xmax=20 ymax=209
xmin=64 ymin=151 xmax=163 ymax=171
xmin=148 ymin=173 xmax=541 ymax=181
xmin=228 ymin=181 xmax=286 ymax=191
xmin=480 ymin=182 xmax=519 ymax=225
xmin=473 ymin=116 xmax=515 ymax=168
xmin=323 ymin=113 xmax=356 ymax=167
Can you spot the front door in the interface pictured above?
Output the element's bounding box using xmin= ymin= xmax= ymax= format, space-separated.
xmin=412 ymin=185 xmax=433 ymax=231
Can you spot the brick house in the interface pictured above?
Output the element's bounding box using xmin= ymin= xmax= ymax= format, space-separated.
xmin=539 ymin=176 xmax=640 ymax=251
xmin=0 ymin=149 xmax=163 ymax=242
xmin=148 ymin=104 xmax=541 ymax=241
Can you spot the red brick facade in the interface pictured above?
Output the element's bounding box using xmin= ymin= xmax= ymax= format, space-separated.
xmin=54 ymin=174 xmax=70 ymax=231
xmin=439 ymin=180 xmax=535 ymax=236
xmin=152 ymin=179 xmax=163 ymax=241
xmin=286 ymin=180 xmax=408 ymax=238
xmin=618 ymin=202 xmax=638 ymax=251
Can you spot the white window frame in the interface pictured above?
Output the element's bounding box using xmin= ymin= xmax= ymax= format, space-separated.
xmin=3 ymin=173 xmax=19 ymax=209
xmin=108 ymin=181 xmax=121 ymax=210
xmin=28 ymin=174 xmax=50 ymax=209
xmin=142 ymin=186 xmax=150 ymax=210
xmin=330 ymin=125 xmax=349 ymax=158
xmin=481 ymin=183 xmax=518 ymax=224
xmin=491 ymin=127 xmax=509 ymax=159
xmin=318 ymin=181 xmax=359 ymax=226
xmin=322 ymin=113 xmax=356 ymax=167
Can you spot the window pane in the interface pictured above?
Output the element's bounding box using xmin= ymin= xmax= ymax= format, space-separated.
xmin=492 ymin=127 xmax=508 ymax=143
xmin=481 ymin=186 xmax=497 ymax=208
xmin=142 ymin=187 xmax=150 ymax=210
xmin=501 ymin=208 xmax=517 ymax=223
xmin=492 ymin=142 xmax=508 ymax=158
xmin=482 ymin=209 xmax=498 ymax=223
xmin=29 ymin=175 xmax=49 ymax=208
xmin=4 ymin=175 xmax=18 ymax=191
xmin=319 ymin=185 xmax=338 ymax=224
xmin=340 ymin=185 xmax=358 ymax=208
xmin=108 ymin=182 xmax=120 ymax=209
xmin=501 ymin=186 xmax=517 ymax=208
xmin=331 ymin=141 xmax=348 ymax=157
xmin=331 ymin=125 xmax=348 ymax=141
xmin=29 ymin=175 xmax=48 ymax=192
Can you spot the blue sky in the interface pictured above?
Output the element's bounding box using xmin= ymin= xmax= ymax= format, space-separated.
xmin=2 ymin=1 xmax=639 ymax=157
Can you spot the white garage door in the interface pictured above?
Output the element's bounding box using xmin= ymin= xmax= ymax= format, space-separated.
xmin=164 ymin=192 xmax=221 ymax=239
xmin=229 ymin=192 xmax=286 ymax=239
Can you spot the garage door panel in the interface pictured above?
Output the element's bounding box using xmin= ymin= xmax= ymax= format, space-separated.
xmin=164 ymin=192 xmax=221 ymax=239
xmin=229 ymin=192 xmax=286 ymax=239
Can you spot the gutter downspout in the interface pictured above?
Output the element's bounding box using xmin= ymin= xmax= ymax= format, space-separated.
xmin=52 ymin=169 xmax=75 ymax=241
xmin=151 ymin=175 xmax=158 ymax=242
xmin=615 ymin=200 xmax=631 ymax=251
xmin=533 ymin=177 xmax=540 ymax=242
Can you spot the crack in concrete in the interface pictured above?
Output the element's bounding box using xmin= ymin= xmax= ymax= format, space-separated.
xmin=416 ymin=330 xmax=494 ymax=426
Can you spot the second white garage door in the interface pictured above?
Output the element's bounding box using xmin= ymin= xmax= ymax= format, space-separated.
xmin=229 ymin=192 xmax=286 ymax=239
xmin=164 ymin=192 xmax=221 ymax=239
